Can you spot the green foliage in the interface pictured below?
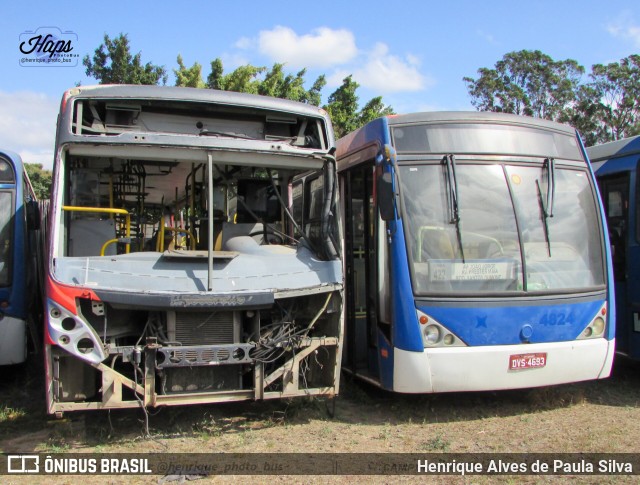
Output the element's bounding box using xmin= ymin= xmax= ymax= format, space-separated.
xmin=463 ymin=50 xmax=584 ymax=122
xmin=174 ymin=55 xmax=205 ymax=88
xmin=465 ymin=51 xmax=640 ymax=145
xmin=204 ymin=59 xmax=327 ymax=105
xmin=359 ymin=96 xmax=395 ymax=127
xmin=324 ymin=75 xmax=360 ymax=138
xmin=324 ymin=76 xmax=395 ymax=138
xmin=206 ymin=59 xmax=225 ymax=90
xmin=577 ymin=54 xmax=640 ymax=144
xmin=83 ymin=33 xmax=167 ymax=85
xmin=24 ymin=163 xmax=52 ymax=200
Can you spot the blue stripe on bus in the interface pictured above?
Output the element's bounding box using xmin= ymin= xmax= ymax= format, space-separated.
xmin=417 ymin=299 xmax=607 ymax=346
xmin=580 ymin=134 xmax=616 ymax=342
xmin=389 ymin=217 xmax=425 ymax=352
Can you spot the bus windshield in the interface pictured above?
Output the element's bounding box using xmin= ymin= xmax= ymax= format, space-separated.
xmin=398 ymin=162 xmax=605 ymax=295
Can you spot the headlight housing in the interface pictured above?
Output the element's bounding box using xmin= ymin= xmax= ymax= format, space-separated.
xmin=577 ymin=303 xmax=607 ymax=340
xmin=417 ymin=310 xmax=466 ymax=347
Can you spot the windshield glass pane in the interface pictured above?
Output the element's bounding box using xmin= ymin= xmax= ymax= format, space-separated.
xmin=506 ymin=166 xmax=604 ymax=290
xmin=399 ymin=163 xmax=604 ymax=295
xmin=0 ymin=191 xmax=13 ymax=286
xmin=399 ymin=164 xmax=523 ymax=294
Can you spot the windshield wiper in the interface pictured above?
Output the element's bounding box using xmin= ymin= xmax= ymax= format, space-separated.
xmin=443 ymin=154 xmax=465 ymax=262
xmin=536 ymin=158 xmax=555 ymax=257
xmin=199 ymin=130 xmax=253 ymax=139
xmin=544 ymin=157 xmax=555 ymax=217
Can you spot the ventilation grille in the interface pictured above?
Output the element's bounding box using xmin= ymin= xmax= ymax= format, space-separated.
xmin=174 ymin=311 xmax=235 ymax=346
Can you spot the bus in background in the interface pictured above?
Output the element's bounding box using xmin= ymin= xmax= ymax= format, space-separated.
xmin=588 ymin=135 xmax=640 ymax=360
xmin=0 ymin=149 xmax=38 ymax=365
xmin=45 ymin=85 xmax=342 ymax=415
xmin=336 ymin=112 xmax=614 ymax=393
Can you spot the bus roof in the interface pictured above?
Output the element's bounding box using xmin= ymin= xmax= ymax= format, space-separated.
xmin=0 ymin=149 xmax=23 ymax=165
xmin=386 ymin=111 xmax=576 ymax=135
xmin=62 ymin=84 xmax=329 ymax=119
xmin=586 ymin=135 xmax=640 ymax=163
xmin=337 ymin=112 xmax=578 ymax=162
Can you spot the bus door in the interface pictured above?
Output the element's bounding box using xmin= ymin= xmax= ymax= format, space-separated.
xmin=598 ymin=171 xmax=637 ymax=357
xmin=343 ymin=164 xmax=379 ymax=376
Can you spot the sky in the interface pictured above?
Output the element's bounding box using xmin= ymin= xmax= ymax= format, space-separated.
xmin=0 ymin=1 xmax=638 ymax=169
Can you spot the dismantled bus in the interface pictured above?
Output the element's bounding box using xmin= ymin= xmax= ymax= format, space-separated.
xmin=45 ymin=85 xmax=343 ymax=415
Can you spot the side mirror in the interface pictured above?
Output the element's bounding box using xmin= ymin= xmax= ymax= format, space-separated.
xmin=378 ymin=171 xmax=395 ymax=221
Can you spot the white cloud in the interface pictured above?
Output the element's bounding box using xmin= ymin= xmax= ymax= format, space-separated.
xmin=0 ymin=90 xmax=57 ymax=169
xmin=607 ymin=13 xmax=640 ymax=47
xmin=328 ymin=42 xmax=432 ymax=94
xmin=257 ymin=26 xmax=357 ymax=68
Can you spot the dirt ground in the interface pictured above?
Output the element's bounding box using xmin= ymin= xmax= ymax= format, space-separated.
xmin=1 ymin=355 xmax=640 ymax=484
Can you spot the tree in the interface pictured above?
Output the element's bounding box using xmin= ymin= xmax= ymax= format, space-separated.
xmin=463 ymin=50 xmax=584 ymax=122
xmin=359 ymin=96 xmax=395 ymax=127
xmin=206 ymin=59 xmax=225 ymax=90
xmin=24 ymin=163 xmax=52 ymax=200
xmin=574 ymin=55 xmax=640 ymax=144
xmin=323 ymin=76 xmax=360 ymax=138
xmin=83 ymin=33 xmax=167 ymax=85
xmin=323 ymin=76 xmax=395 ymax=138
xmin=204 ymin=59 xmax=327 ymax=105
xmin=174 ymin=55 xmax=205 ymax=88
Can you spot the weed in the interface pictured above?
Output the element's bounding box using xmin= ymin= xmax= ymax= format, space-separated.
xmin=420 ymin=435 xmax=450 ymax=452
xmin=0 ymin=405 xmax=26 ymax=423
xmin=377 ymin=423 xmax=392 ymax=441
xmin=39 ymin=436 xmax=70 ymax=453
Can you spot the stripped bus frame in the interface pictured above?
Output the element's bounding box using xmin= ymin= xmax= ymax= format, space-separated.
xmin=45 ymin=85 xmax=343 ymax=415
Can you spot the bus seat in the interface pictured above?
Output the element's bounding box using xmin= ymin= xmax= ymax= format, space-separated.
xmin=221 ymin=222 xmax=264 ymax=250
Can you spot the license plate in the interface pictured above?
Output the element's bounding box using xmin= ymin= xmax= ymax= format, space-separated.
xmin=509 ymin=352 xmax=547 ymax=370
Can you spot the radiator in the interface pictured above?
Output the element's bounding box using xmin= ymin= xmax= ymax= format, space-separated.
xmin=166 ymin=310 xmax=240 ymax=346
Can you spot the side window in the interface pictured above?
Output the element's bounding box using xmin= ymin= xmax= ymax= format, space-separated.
xmin=598 ymin=173 xmax=630 ymax=281
xmin=0 ymin=159 xmax=15 ymax=183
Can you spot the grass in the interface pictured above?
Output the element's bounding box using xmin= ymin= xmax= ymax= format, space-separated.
xmin=1 ymin=355 xmax=640 ymax=461
xmin=420 ymin=435 xmax=450 ymax=452
xmin=0 ymin=404 xmax=26 ymax=423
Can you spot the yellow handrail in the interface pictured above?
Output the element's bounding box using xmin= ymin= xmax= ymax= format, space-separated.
xmin=63 ymin=206 xmax=131 ymax=254
xmin=156 ymin=226 xmax=197 ymax=252
xmin=100 ymin=238 xmax=119 ymax=256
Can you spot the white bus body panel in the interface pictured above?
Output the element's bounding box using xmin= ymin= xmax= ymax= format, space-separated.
xmin=393 ymin=338 xmax=614 ymax=393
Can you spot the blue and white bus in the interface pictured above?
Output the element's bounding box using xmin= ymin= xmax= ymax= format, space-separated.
xmin=337 ymin=112 xmax=614 ymax=392
xmin=0 ymin=149 xmax=38 ymax=365
xmin=588 ymin=135 xmax=640 ymax=360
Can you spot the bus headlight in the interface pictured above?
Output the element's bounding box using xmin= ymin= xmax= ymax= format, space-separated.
xmin=591 ymin=317 xmax=605 ymax=336
xmin=416 ymin=310 xmax=466 ymax=348
xmin=424 ymin=325 xmax=441 ymax=345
